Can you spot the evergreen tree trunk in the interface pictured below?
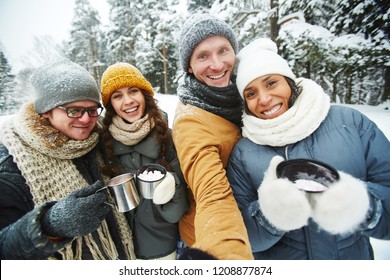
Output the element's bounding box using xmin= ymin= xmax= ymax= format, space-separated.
xmin=332 ymin=76 xmax=338 ymax=103
xmin=163 ymin=42 xmax=168 ymax=94
xmin=129 ymin=40 xmax=136 ymax=65
xmin=305 ymin=61 xmax=311 ymax=79
xmin=381 ymin=66 xmax=390 ymax=103
xmin=269 ymin=0 xmax=279 ymax=41
xmin=345 ymin=73 xmax=353 ymax=104
xmin=89 ymin=38 xmax=98 ymax=81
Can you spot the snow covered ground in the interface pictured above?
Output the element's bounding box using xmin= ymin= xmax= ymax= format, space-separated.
xmin=0 ymin=95 xmax=389 ymax=259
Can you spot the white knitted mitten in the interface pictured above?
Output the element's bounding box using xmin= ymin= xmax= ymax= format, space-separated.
xmin=259 ymin=156 xmax=312 ymax=231
xmin=153 ymin=172 xmax=176 ymax=205
xmin=311 ymin=171 xmax=370 ymax=235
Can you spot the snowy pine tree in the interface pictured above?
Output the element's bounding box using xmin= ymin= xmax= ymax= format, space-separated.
xmin=188 ymin=0 xmax=214 ymax=13
xmin=104 ymin=0 xmax=138 ymax=65
xmin=133 ymin=0 xmax=181 ymax=93
xmin=0 ymin=51 xmax=17 ymax=115
xmin=67 ymin=0 xmax=104 ymax=82
xmin=328 ymin=0 xmax=390 ymax=103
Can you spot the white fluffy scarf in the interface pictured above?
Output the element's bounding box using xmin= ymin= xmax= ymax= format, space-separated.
xmin=242 ymin=78 xmax=330 ymax=147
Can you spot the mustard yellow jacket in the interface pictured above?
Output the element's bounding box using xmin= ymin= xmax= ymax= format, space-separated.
xmin=173 ymin=101 xmax=253 ymax=260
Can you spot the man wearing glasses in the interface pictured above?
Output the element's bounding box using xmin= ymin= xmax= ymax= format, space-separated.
xmin=0 ymin=59 xmax=134 ymax=259
xmin=52 ymin=105 xmax=103 ymax=140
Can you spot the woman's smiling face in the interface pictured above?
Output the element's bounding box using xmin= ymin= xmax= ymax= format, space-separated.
xmin=110 ymin=87 xmax=145 ymax=123
xmin=243 ymin=74 xmax=291 ymax=120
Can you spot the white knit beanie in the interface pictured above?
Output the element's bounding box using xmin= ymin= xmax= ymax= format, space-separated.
xmin=236 ymin=38 xmax=296 ymax=98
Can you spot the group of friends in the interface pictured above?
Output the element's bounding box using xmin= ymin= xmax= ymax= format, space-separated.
xmin=0 ymin=13 xmax=389 ymax=260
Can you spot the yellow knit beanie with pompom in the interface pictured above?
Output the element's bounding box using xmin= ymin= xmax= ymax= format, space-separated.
xmin=100 ymin=62 xmax=154 ymax=106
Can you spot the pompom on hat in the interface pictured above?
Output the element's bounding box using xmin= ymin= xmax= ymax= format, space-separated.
xmin=236 ymin=38 xmax=296 ymax=98
xmin=178 ymin=13 xmax=238 ymax=72
xmin=100 ymin=62 xmax=154 ymax=107
xmin=32 ymin=59 xmax=100 ymax=114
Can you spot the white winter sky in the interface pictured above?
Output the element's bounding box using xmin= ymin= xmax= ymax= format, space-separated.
xmin=0 ymin=0 xmax=187 ymax=73
xmin=0 ymin=0 xmax=110 ymax=73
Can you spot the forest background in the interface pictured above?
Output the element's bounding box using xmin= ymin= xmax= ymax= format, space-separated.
xmin=0 ymin=0 xmax=389 ymax=115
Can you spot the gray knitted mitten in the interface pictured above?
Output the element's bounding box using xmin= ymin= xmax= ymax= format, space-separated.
xmin=41 ymin=181 xmax=109 ymax=238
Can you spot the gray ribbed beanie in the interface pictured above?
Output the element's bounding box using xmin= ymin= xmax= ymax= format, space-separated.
xmin=179 ymin=14 xmax=238 ymax=72
xmin=32 ymin=59 xmax=100 ymax=114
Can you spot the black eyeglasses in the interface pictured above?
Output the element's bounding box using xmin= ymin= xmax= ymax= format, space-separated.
xmin=57 ymin=105 xmax=103 ymax=118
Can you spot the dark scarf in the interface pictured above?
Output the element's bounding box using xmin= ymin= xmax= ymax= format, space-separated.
xmin=177 ymin=73 xmax=243 ymax=127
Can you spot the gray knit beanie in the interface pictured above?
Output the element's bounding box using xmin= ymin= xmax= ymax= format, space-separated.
xmin=179 ymin=14 xmax=238 ymax=72
xmin=32 ymin=59 xmax=100 ymax=114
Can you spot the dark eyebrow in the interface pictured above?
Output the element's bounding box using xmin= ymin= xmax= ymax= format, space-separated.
xmin=262 ymin=75 xmax=273 ymax=81
xmin=244 ymin=75 xmax=275 ymax=92
xmin=243 ymin=86 xmax=254 ymax=93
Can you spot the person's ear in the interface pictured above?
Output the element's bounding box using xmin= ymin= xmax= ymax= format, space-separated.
xmin=188 ymin=67 xmax=193 ymax=74
xmin=41 ymin=112 xmax=50 ymax=119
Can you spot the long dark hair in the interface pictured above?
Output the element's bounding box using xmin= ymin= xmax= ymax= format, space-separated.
xmin=100 ymin=90 xmax=171 ymax=177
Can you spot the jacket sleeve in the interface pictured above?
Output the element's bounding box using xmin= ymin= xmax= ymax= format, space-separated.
xmin=353 ymin=110 xmax=390 ymax=239
xmin=0 ymin=147 xmax=70 ymax=259
xmin=173 ymin=112 xmax=253 ymax=260
xmin=227 ymin=144 xmax=284 ymax=252
xmin=0 ymin=203 xmax=71 ymax=259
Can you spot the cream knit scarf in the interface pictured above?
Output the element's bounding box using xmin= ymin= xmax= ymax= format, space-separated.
xmin=109 ymin=113 xmax=154 ymax=145
xmin=1 ymin=102 xmax=135 ymax=260
xmin=242 ymin=78 xmax=331 ymax=147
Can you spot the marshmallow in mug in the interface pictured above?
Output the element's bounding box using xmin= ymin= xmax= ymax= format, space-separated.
xmin=295 ymin=179 xmax=327 ymax=192
xmin=138 ymin=170 xmax=165 ymax=181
